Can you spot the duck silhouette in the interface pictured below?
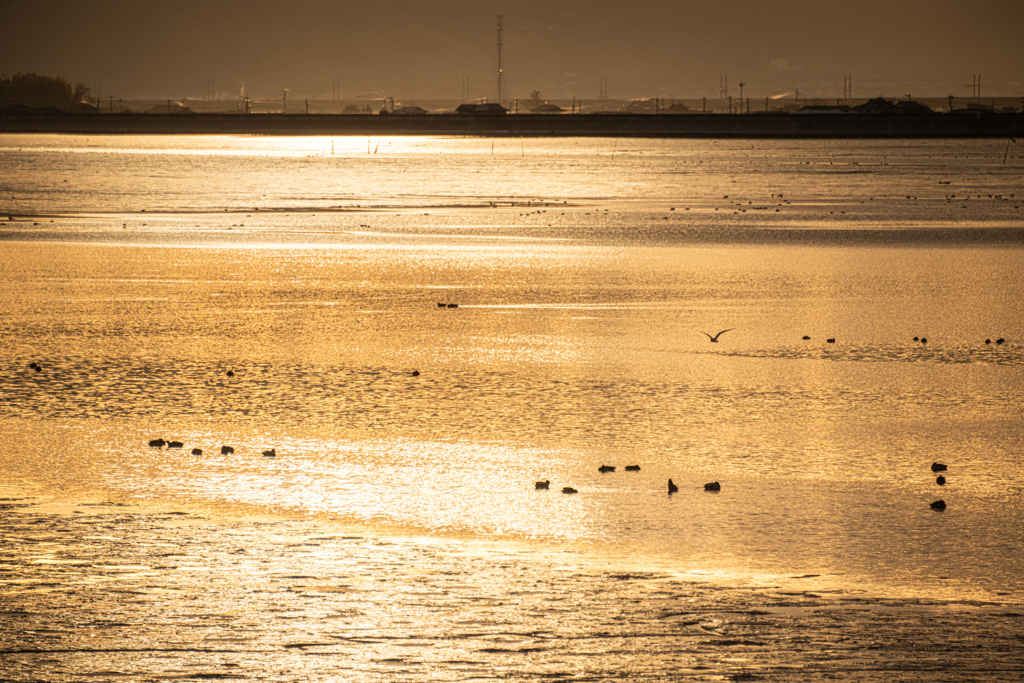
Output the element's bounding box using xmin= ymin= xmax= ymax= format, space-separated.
xmin=535 ymin=480 xmax=550 ymax=490
xmin=262 ymin=448 xmax=276 ymax=458
xmin=930 ymin=500 xmax=947 ymax=510
xmin=704 ymin=482 xmax=721 ymax=492
xmin=931 ymin=462 xmax=947 ymax=472
xmin=221 ymin=445 xmax=234 ymax=455
xmin=148 ymin=438 xmax=166 ymax=448
xmin=191 ymin=448 xmax=203 ymax=455
xmin=624 ymin=465 xmax=640 ymax=471
xmin=598 ymin=465 xmax=616 ymax=473
xmin=668 ymin=479 xmax=678 ymax=494
xmin=562 ymin=487 xmax=578 ymax=494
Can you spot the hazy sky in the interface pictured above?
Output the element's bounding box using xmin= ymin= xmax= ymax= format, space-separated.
xmin=2 ymin=0 xmax=1021 ymax=102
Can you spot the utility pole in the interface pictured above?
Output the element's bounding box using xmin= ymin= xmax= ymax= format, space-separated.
xmin=738 ymin=82 xmax=745 ymax=111
xmin=283 ymin=89 xmax=289 ymax=114
xmin=496 ymin=15 xmax=504 ymax=105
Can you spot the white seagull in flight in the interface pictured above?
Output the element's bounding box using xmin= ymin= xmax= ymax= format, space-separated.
xmin=701 ymin=328 xmax=734 ymax=342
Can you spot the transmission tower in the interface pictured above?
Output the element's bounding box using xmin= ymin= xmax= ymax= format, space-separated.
xmin=496 ymin=15 xmax=504 ymax=105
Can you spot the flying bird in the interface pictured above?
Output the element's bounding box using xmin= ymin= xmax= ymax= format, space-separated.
xmin=701 ymin=329 xmax=733 ymax=343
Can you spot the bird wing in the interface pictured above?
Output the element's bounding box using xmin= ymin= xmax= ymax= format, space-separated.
xmin=714 ymin=328 xmax=734 ymax=339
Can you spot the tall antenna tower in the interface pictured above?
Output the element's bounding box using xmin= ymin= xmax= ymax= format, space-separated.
xmin=496 ymin=15 xmax=504 ymax=105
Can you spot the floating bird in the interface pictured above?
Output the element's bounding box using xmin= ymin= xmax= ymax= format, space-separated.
xmin=826 ymin=338 xmax=836 ymax=343
xmin=624 ymin=465 xmax=641 ymax=471
xmin=985 ymin=339 xmax=992 ymax=344
xmin=913 ymin=337 xmax=919 ymax=341
xmin=167 ymin=441 xmax=184 ymax=449
xmin=920 ymin=338 xmax=927 ymax=344
xmin=931 ymin=462 xmax=947 ymax=472
xmin=996 ymin=338 xmax=1005 ymax=344
xmin=221 ymin=445 xmax=234 ymax=455
xmin=411 ymin=370 xmax=420 ymax=377
xmin=535 ymin=480 xmax=550 ymax=490
xmin=262 ymin=448 xmax=276 ymax=458
xmin=148 ymin=438 xmax=166 ymax=448
xmin=930 ymin=500 xmax=947 ymax=510
xmin=28 ymin=362 xmax=42 ymax=371
xmin=447 ymin=303 xmax=459 ymax=308
xmin=191 ymin=448 xmax=203 ymax=455
xmin=936 ymin=475 xmax=946 ymax=486
xmin=802 ymin=336 xmax=811 ymax=340
xmin=701 ymin=329 xmax=733 ymax=343
xmin=704 ymin=482 xmax=721 ymax=492
xmin=668 ymin=479 xmax=678 ymax=494
xmin=562 ymin=487 xmax=578 ymax=494
xmin=226 ymin=370 xmax=234 ymax=377
xmin=437 ymin=302 xmax=446 ymax=308
xmin=598 ymin=465 xmax=616 ymax=473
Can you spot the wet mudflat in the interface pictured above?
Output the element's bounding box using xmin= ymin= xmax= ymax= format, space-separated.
xmin=2 ymin=499 xmax=1021 ymax=682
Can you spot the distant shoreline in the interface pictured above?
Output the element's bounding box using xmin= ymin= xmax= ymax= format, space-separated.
xmin=2 ymin=111 xmax=1022 ymax=138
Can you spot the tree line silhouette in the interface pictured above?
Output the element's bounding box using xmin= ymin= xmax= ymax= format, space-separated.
xmin=0 ymin=73 xmax=91 ymax=109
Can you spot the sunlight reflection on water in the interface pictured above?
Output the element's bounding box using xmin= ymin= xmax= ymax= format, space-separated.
xmin=1 ymin=135 xmax=1023 ymax=602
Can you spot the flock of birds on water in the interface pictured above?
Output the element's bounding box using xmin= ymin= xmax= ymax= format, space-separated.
xmin=534 ymin=464 xmax=721 ymax=496
xmin=147 ymin=438 xmax=275 ymax=459
xmin=930 ymin=461 xmax=949 ymax=511
xmin=536 ymin=462 xmax=948 ymax=509
xmin=25 ymin=325 xmax=984 ymax=512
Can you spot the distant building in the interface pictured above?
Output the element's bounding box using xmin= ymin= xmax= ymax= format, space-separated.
xmin=895 ymin=100 xmax=935 ymax=115
xmin=530 ymin=103 xmax=564 ymax=114
xmin=0 ymin=103 xmax=63 ymax=114
xmin=455 ymin=103 xmax=508 ymax=115
xmin=391 ymin=106 xmax=428 ymax=115
xmin=794 ymin=105 xmax=852 ymax=115
xmin=146 ymin=102 xmax=192 ymax=114
xmin=852 ymin=98 xmax=899 ymax=115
